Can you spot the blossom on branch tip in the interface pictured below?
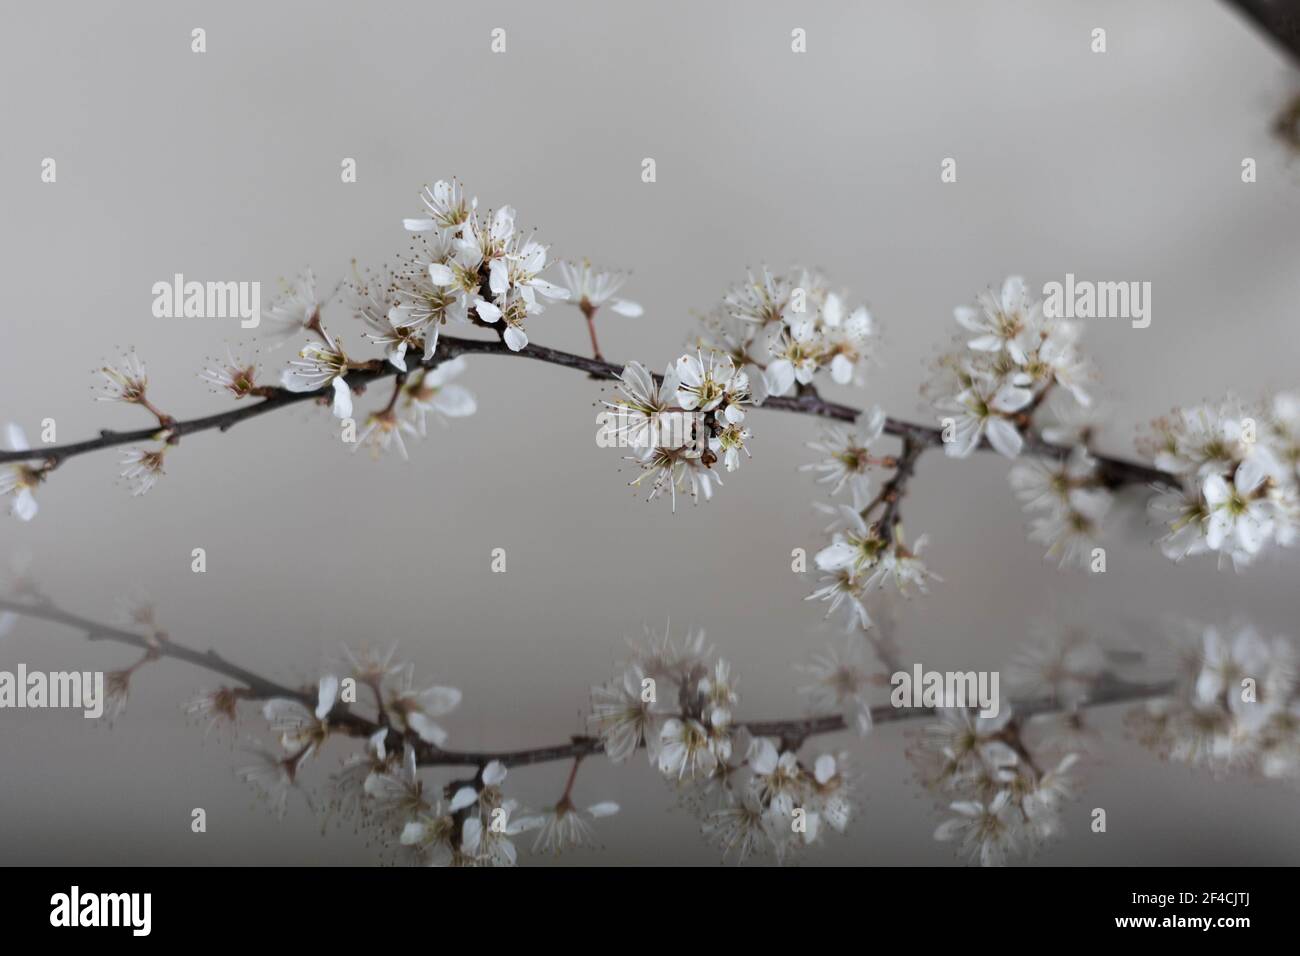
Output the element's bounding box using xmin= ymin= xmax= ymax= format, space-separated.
xmin=183 ymin=686 xmax=242 ymax=737
xmin=200 ymin=347 xmax=261 ymax=399
xmin=1142 ymin=396 xmax=1299 ymax=569
xmin=402 ymin=360 xmax=477 ymax=435
xmin=801 ymin=406 xmax=888 ymax=496
xmin=1010 ymin=448 xmax=1112 ymax=568
xmin=355 ymin=409 xmax=418 ymax=460
xmin=262 ymin=675 xmax=338 ymax=759
xmin=280 ymin=329 xmax=353 ymax=419
xmin=589 ymin=662 xmax=662 ymax=763
xmin=381 ymin=664 xmax=461 ymax=746
xmin=402 ymin=179 xmax=475 ymax=235
xmin=525 ymin=799 xmax=620 ymax=855
xmin=402 ymin=182 xmax=569 ymax=353
xmin=558 ymin=260 xmax=642 ymax=317
xmin=797 ymin=637 xmax=877 ymax=736
xmin=119 ymin=446 xmax=167 ymax=497
xmin=236 ymin=742 xmax=304 ymax=820
xmin=709 ymin=267 xmax=876 ymax=396
xmin=1 ymin=424 xmax=42 ymax=521
xmin=260 ymin=270 xmax=322 ymax=348
xmin=95 ymin=352 xmax=150 ymax=405
xmin=937 ymin=370 xmax=1034 ymax=459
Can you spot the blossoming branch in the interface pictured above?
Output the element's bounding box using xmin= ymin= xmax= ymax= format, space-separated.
xmin=3 ymin=175 xmax=1299 ymax=866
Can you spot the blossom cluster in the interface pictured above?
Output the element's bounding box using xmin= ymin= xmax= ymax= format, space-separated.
xmin=906 ymin=625 xmax=1113 ymax=866
xmin=924 ymin=276 xmax=1118 ymax=568
xmin=1129 ymin=622 xmax=1300 ymax=781
xmin=589 ymin=627 xmax=855 ymax=863
xmin=801 ymin=408 xmax=940 ymax=630
xmin=910 ymin=706 xmax=1082 ymax=866
xmin=610 ymin=353 xmax=752 ymax=509
xmin=396 ymin=180 xmax=570 ymax=352
xmin=693 ymin=267 xmax=877 ymax=403
xmin=1142 ymin=395 xmax=1300 ymax=569
xmin=217 ymin=645 xmax=621 ymax=866
xmin=1008 ymin=444 xmax=1112 ymax=568
xmin=0 ymin=178 xmax=657 ymax=515
xmin=929 ymin=276 xmax=1092 ymax=459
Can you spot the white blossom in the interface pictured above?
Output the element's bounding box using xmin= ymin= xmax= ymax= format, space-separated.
xmin=261 ymin=270 xmax=322 ymax=348
xmin=280 ymin=329 xmax=354 ymax=419
xmin=382 ymin=664 xmax=462 ymax=746
xmin=558 ymin=260 xmax=642 ymax=317
xmin=1 ymin=424 xmax=42 ymax=521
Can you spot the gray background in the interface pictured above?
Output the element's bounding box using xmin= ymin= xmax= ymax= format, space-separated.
xmin=2 ymin=0 xmax=1299 ymax=865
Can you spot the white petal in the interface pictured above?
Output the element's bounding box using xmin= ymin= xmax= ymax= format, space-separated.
xmin=461 ymin=816 xmax=483 ymax=853
xmin=749 ymin=738 xmax=779 ymax=775
xmin=415 ymin=685 xmax=462 ymax=715
xmin=13 ymin=488 xmax=38 ymax=521
xmin=610 ymin=299 xmax=642 ymax=317
xmin=503 ymin=326 xmax=528 ymax=352
xmin=814 ymin=753 xmax=837 ymax=785
xmin=489 ymin=259 xmax=510 ymax=296
xmin=407 ymin=713 xmax=448 ymax=746
xmin=330 ymin=378 xmax=353 ymax=419
xmin=1202 ymin=474 xmax=1231 ymax=507
xmin=4 ymin=423 xmax=29 ymax=453
xmin=985 ymin=418 xmax=1023 ymax=458
xmin=993 ymin=384 xmax=1034 ymax=413
xmin=1235 ymin=458 xmax=1267 ymax=496
xmin=315 ymin=675 xmax=339 ymax=720
xmin=953 ymin=306 xmax=984 ymax=332
xmin=449 ymin=786 xmax=479 ymax=811
xmin=427 ymin=263 xmax=455 ymax=286
xmin=764 ymin=360 xmax=795 ymax=397
xmin=1001 ymin=276 xmax=1027 ymax=313
xmin=531 ymin=279 xmax=570 ymax=301
xmin=426 ymin=356 xmax=466 ymax=386
xmin=433 ymin=384 xmax=477 ymax=417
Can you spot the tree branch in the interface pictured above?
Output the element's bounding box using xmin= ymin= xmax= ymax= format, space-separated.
xmin=1 ymin=334 xmax=1175 ymax=492
xmin=1223 ymin=0 xmax=1300 ymax=66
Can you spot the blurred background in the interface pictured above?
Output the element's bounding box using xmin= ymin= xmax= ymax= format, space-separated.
xmin=1 ymin=0 xmax=1299 ymax=865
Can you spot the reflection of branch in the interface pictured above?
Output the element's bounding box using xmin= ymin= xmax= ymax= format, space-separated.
xmin=0 ymin=595 xmax=1175 ymax=770
xmin=0 ymin=334 xmax=1174 ymax=493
